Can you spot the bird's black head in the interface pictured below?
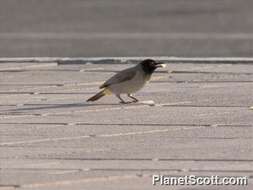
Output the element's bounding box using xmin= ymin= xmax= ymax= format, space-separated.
xmin=140 ymin=59 xmax=164 ymax=74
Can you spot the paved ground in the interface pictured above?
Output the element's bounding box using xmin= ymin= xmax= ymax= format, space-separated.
xmin=0 ymin=59 xmax=252 ymax=189
xmin=0 ymin=0 xmax=253 ymax=57
xmin=1 ymin=1 xmax=252 ymax=189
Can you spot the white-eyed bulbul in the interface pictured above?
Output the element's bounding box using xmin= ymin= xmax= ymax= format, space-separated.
xmin=87 ymin=59 xmax=165 ymax=103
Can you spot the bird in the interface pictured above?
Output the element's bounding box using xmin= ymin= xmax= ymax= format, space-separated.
xmin=87 ymin=59 xmax=166 ymax=104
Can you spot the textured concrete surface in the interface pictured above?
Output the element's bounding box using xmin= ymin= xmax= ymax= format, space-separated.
xmin=0 ymin=59 xmax=252 ymax=189
xmin=0 ymin=0 xmax=253 ymax=57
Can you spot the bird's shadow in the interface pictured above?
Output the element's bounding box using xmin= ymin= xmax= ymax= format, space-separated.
xmin=1 ymin=102 xmax=122 ymax=114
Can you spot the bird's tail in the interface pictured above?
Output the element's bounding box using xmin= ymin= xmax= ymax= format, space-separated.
xmin=86 ymin=89 xmax=111 ymax=102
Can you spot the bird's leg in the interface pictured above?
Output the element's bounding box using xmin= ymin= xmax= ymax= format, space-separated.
xmin=128 ymin=94 xmax=139 ymax=102
xmin=116 ymin=95 xmax=128 ymax=104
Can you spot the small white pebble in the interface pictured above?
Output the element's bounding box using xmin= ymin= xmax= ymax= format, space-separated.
xmin=140 ymin=100 xmax=155 ymax=106
xmin=250 ymin=106 xmax=253 ymax=110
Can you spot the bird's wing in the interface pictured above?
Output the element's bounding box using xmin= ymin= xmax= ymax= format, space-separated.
xmin=100 ymin=67 xmax=137 ymax=89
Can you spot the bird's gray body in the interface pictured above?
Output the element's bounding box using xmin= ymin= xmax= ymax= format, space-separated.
xmin=100 ymin=64 xmax=150 ymax=95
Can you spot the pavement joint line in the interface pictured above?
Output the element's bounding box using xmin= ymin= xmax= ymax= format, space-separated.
xmin=1 ymin=132 xmax=251 ymax=140
xmin=0 ymin=103 xmax=249 ymax=108
xmin=0 ymin=168 xmax=83 ymax=172
xmin=1 ymin=57 xmax=253 ymax=64
xmin=189 ymin=169 xmax=253 ymax=173
xmin=3 ymin=167 xmax=252 ymax=174
xmin=79 ymin=168 xmax=253 ymax=173
xmin=21 ymin=135 xmax=253 ymax=142
xmin=0 ymin=126 xmax=204 ymax=146
xmin=0 ymin=122 xmax=69 ymax=125
xmin=171 ymin=70 xmax=253 ymax=75
xmin=1 ymin=101 xmax=249 ymax=109
xmin=0 ymin=92 xmax=94 ymax=95
xmin=0 ymin=82 xmax=103 ymax=94
xmin=2 ymin=32 xmax=253 ymax=39
xmin=79 ymin=67 xmax=107 ymax=72
xmin=160 ymin=104 xmax=250 ymax=108
xmin=0 ymin=62 xmax=58 ymax=71
xmin=0 ymin=81 xmax=103 ymax=94
xmin=151 ymin=80 xmax=253 ymax=83
xmin=0 ymin=122 xmax=251 ymax=128
xmin=0 ymin=92 xmax=35 ymax=95
xmin=0 ymin=113 xmax=42 ymax=116
xmin=0 ymin=185 xmax=20 ymax=189
xmin=0 ymin=82 xmax=102 ymax=86
xmin=19 ymin=174 xmax=140 ymax=189
xmin=0 ymin=114 xmax=35 ymax=120
xmin=8 ymin=66 xmax=253 ymax=74
xmin=0 ymin=67 xmax=105 ymax=73
xmin=15 ymin=157 xmax=253 ymax=162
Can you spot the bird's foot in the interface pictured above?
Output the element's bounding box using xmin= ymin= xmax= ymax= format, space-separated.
xmin=127 ymin=94 xmax=139 ymax=103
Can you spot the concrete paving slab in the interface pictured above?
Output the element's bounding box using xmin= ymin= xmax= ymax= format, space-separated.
xmin=0 ymin=60 xmax=252 ymax=189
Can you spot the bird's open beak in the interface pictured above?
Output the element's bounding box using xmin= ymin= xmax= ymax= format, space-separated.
xmin=155 ymin=62 xmax=166 ymax=68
